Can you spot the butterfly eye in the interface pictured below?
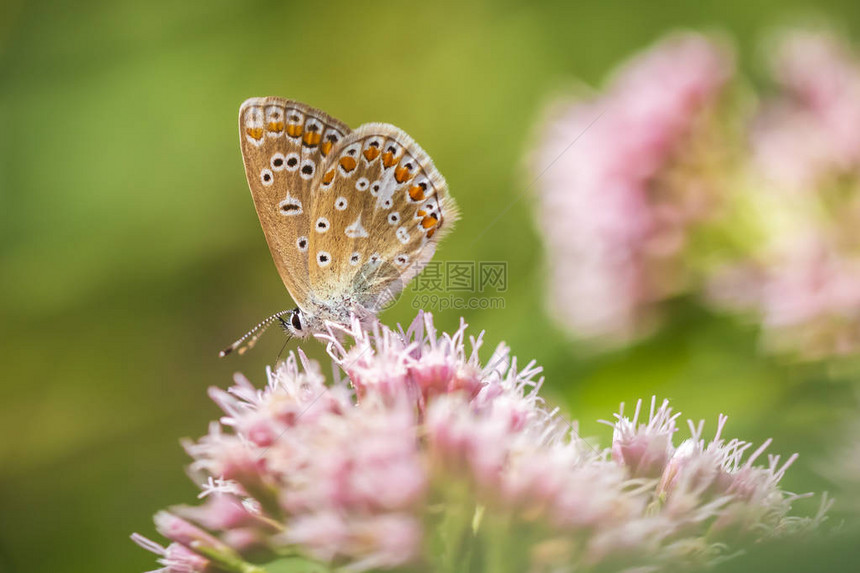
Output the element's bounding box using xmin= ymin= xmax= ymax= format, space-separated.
xmin=315 ymin=217 xmax=330 ymax=233
xmin=260 ymin=169 xmax=274 ymax=186
xmin=388 ymin=212 xmax=400 ymax=225
xmin=296 ymin=236 xmax=308 ymax=252
xmin=335 ymin=197 xmax=348 ymax=211
xmin=356 ymin=177 xmax=369 ymax=191
xmin=290 ymin=311 xmax=303 ymax=331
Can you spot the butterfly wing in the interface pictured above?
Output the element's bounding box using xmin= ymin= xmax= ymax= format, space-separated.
xmin=239 ymin=97 xmax=350 ymax=306
xmin=306 ymin=123 xmax=459 ymax=315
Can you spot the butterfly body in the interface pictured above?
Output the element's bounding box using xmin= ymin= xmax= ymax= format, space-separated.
xmin=222 ymin=97 xmax=458 ymax=353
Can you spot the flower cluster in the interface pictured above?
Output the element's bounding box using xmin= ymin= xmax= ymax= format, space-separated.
xmin=534 ymin=27 xmax=860 ymax=360
xmin=134 ymin=313 xmax=824 ymax=572
xmin=707 ymin=29 xmax=860 ymax=359
xmin=533 ymin=32 xmax=734 ymax=345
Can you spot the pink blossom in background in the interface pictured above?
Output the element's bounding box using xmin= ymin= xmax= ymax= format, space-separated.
xmin=534 ymin=33 xmax=733 ymax=344
xmin=709 ymin=233 xmax=860 ymax=359
xmin=708 ymin=28 xmax=860 ymax=360
xmin=753 ymin=29 xmax=860 ymax=189
xmin=133 ymin=313 xmax=824 ymax=573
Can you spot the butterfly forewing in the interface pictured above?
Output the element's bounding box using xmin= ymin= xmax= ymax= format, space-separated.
xmin=306 ymin=123 xmax=459 ymax=312
xmin=239 ymin=97 xmax=350 ymax=306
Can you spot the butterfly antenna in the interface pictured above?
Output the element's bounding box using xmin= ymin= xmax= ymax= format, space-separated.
xmin=275 ymin=329 xmax=294 ymax=364
xmin=219 ymin=309 xmax=293 ymax=358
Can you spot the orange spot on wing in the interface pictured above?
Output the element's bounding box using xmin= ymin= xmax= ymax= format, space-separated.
xmin=421 ymin=215 xmax=438 ymax=229
xmin=267 ymin=121 xmax=284 ymax=133
xmin=363 ymin=146 xmax=381 ymax=162
xmin=246 ymin=127 xmax=264 ymax=140
xmin=408 ymin=186 xmax=426 ymax=201
xmin=394 ymin=165 xmax=413 ymax=183
xmin=339 ymin=156 xmax=357 ymax=172
xmin=321 ymin=141 xmax=333 ymax=156
xmin=382 ymin=151 xmax=397 ymax=168
xmin=302 ymin=131 xmax=321 ymax=147
xmin=286 ymin=124 xmax=303 ymax=138
xmin=322 ymin=168 xmax=336 ymax=185
xmin=426 ymin=227 xmax=436 ymax=239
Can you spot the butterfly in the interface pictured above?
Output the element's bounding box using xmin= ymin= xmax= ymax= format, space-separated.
xmin=220 ymin=97 xmax=458 ymax=356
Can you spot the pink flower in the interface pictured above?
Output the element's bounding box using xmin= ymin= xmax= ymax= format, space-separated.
xmin=708 ymin=232 xmax=860 ymax=359
xmin=609 ymin=397 xmax=679 ymax=479
xmin=753 ymin=29 xmax=860 ymax=188
xmin=131 ymin=534 xmax=216 ymax=573
xmin=534 ymin=33 xmax=733 ymax=344
xmin=135 ymin=313 xmax=823 ymax=573
xmin=706 ymin=28 xmax=860 ymax=360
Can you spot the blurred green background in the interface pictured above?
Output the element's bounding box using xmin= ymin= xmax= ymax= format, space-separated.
xmin=3 ymin=1 xmax=860 ymax=571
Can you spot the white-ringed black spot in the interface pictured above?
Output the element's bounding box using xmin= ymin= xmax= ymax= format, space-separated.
xmin=296 ymin=236 xmax=308 ymax=252
xmin=388 ymin=212 xmax=400 ymax=225
xmin=382 ymin=198 xmax=393 ymax=209
xmin=371 ymin=181 xmax=381 ymax=196
xmin=315 ymin=217 xmax=330 ymax=233
xmin=278 ymin=195 xmax=302 ymax=216
xmin=261 ymin=169 xmax=273 ymax=186
xmin=369 ymin=253 xmax=381 ymax=264
xmin=299 ymin=159 xmax=316 ymax=180
xmin=271 ymin=153 xmax=286 ymax=171
xmin=395 ymin=254 xmax=409 ymax=266
xmin=335 ymin=197 xmax=348 ymax=211
xmin=285 ymin=153 xmax=300 ymax=171
xmin=356 ymin=177 xmax=369 ymax=191
xmin=316 ymin=251 xmax=332 ymax=268
xmin=349 ymin=252 xmax=361 ymax=266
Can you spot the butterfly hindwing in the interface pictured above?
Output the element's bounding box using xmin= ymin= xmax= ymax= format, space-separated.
xmin=239 ymin=97 xmax=350 ymax=306
xmin=306 ymin=123 xmax=459 ymax=312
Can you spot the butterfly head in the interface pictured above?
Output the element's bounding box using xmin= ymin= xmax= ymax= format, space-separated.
xmin=280 ymin=307 xmax=311 ymax=338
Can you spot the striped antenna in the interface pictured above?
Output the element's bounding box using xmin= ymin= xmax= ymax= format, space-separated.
xmin=219 ymin=309 xmax=294 ymax=358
